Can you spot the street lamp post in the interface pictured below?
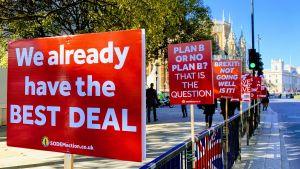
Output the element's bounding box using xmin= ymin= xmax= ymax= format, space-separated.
xmin=251 ymin=0 xmax=255 ymax=77
xmin=251 ymin=0 xmax=255 ymax=49
xmin=257 ymin=34 xmax=261 ymax=53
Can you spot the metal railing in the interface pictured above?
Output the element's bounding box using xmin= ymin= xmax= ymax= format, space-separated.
xmin=140 ymin=141 xmax=192 ymax=169
xmin=141 ymin=103 xmax=260 ymax=169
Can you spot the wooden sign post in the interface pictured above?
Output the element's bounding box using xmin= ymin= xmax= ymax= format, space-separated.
xmin=64 ymin=154 xmax=74 ymax=169
xmin=225 ymin=98 xmax=229 ymax=169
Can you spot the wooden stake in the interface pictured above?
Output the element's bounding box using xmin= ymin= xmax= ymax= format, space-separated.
xmin=190 ymin=104 xmax=195 ymax=168
xmin=239 ymin=101 xmax=243 ymax=160
xmin=253 ymin=99 xmax=256 ymax=128
xmin=240 ymin=102 xmax=243 ymax=127
xmin=64 ymin=153 xmax=74 ymax=169
xmin=254 ymin=99 xmax=256 ymax=113
xmin=225 ymin=98 xmax=228 ymax=169
xmin=247 ymin=101 xmax=251 ymax=146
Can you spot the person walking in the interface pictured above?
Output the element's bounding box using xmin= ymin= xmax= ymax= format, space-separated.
xmin=181 ymin=104 xmax=187 ymax=118
xmin=146 ymin=83 xmax=159 ymax=123
xmin=262 ymin=90 xmax=270 ymax=111
xmin=203 ymin=99 xmax=217 ymax=128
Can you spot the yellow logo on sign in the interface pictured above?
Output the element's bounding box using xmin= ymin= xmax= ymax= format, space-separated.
xmin=41 ymin=136 xmax=50 ymax=147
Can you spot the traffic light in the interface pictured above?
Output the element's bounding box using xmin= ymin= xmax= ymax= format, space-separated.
xmin=248 ymin=49 xmax=258 ymax=69
xmin=257 ymin=53 xmax=264 ymax=75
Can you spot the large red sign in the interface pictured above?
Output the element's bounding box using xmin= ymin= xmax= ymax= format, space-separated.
xmin=168 ymin=41 xmax=214 ymax=104
xmin=213 ymin=60 xmax=241 ymax=99
xmin=7 ymin=30 xmax=146 ymax=162
xmin=241 ymin=73 xmax=252 ymax=102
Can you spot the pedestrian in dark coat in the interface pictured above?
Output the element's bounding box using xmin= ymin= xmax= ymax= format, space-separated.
xmin=261 ymin=91 xmax=270 ymax=111
xmin=203 ymin=99 xmax=217 ymax=128
xmin=146 ymin=83 xmax=159 ymax=122
xmin=181 ymin=104 xmax=187 ymax=118
xmin=220 ymin=98 xmax=235 ymax=120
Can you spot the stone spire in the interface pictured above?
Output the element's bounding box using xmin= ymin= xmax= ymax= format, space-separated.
xmin=222 ymin=10 xmax=225 ymax=22
xmin=227 ymin=20 xmax=237 ymax=57
xmin=221 ymin=11 xmax=227 ymax=52
xmin=238 ymin=26 xmax=247 ymax=71
xmin=238 ymin=27 xmax=247 ymax=58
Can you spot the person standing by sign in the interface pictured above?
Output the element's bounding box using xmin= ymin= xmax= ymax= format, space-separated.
xmin=146 ymin=83 xmax=159 ymax=122
xmin=181 ymin=104 xmax=187 ymax=118
xmin=220 ymin=98 xmax=235 ymax=120
xmin=202 ymin=99 xmax=217 ymax=128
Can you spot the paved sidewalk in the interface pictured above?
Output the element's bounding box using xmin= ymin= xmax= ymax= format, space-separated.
xmin=233 ymin=107 xmax=289 ymax=169
xmin=0 ymin=103 xmax=250 ymax=169
xmin=0 ymin=105 xmax=227 ymax=169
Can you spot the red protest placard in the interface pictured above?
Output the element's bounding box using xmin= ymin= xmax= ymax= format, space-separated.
xmin=251 ymin=76 xmax=261 ymax=100
xmin=168 ymin=40 xmax=214 ymax=104
xmin=258 ymin=85 xmax=267 ymax=98
xmin=213 ymin=60 xmax=242 ymax=99
xmin=241 ymin=73 xmax=252 ymax=102
xmin=7 ymin=30 xmax=146 ymax=162
xmin=256 ymin=76 xmax=262 ymax=93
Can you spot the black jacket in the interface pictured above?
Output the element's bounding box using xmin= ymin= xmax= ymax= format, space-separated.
xmin=146 ymin=87 xmax=158 ymax=105
xmin=203 ymin=99 xmax=217 ymax=115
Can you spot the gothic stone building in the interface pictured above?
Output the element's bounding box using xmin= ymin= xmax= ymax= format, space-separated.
xmin=147 ymin=15 xmax=247 ymax=93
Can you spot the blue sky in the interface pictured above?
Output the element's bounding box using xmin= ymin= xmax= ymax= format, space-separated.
xmin=203 ymin=0 xmax=300 ymax=69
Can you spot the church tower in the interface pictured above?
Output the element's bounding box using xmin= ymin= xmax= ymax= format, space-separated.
xmin=212 ymin=11 xmax=248 ymax=70
xmin=212 ymin=11 xmax=231 ymax=59
xmin=227 ymin=20 xmax=237 ymax=59
xmin=238 ymin=29 xmax=247 ymax=71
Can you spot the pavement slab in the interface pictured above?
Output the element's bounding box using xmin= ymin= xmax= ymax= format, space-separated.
xmin=233 ymin=106 xmax=288 ymax=169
